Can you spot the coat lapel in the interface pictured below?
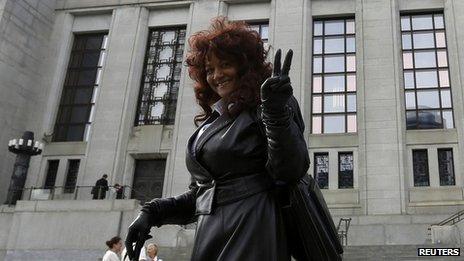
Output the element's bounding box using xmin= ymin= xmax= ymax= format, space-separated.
xmin=194 ymin=112 xmax=233 ymax=156
xmin=185 ymin=113 xmax=220 ymax=181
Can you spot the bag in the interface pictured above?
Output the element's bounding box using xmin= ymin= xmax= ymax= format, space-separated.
xmin=281 ymin=175 xmax=343 ymax=261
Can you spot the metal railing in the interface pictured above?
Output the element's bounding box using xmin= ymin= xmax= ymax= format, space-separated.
xmin=428 ymin=209 xmax=464 ymax=235
xmin=337 ymin=217 xmax=352 ymax=246
xmin=4 ymin=185 xmax=154 ymax=206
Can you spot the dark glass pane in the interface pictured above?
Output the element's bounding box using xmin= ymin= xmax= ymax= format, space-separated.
xmin=61 ymin=89 xmax=74 ymax=105
xmin=65 ymin=71 xmax=79 ymax=86
xmin=413 ymin=150 xmax=429 ymax=186
xmin=314 ymin=153 xmax=329 ymax=189
xmin=57 ymin=106 xmax=70 ymax=123
xmin=438 ymin=149 xmax=455 ymax=186
xmin=73 ymin=37 xmax=86 ymax=50
xmin=339 ymin=152 xmax=353 ymax=189
xmin=70 ymin=106 xmax=89 ymax=123
xmin=69 ymin=53 xmax=82 ymax=68
xmin=78 ymin=69 xmax=98 ymax=85
xmin=74 ymin=88 xmax=94 ymax=104
xmin=54 ymin=125 xmax=67 ymax=141
xmin=64 ymin=160 xmax=80 ymax=193
xmin=82 ymin=52 xmax=100 ymax=67
xmin=44 ymin=160 xmax=59 ymax=189
xmin=66 ymin=125 xmax=85 ymax=141
xmin=417 ymin=110 xmax=442 ymax=129
xmin=85 ymin=36 xmax=103 ymax=50
xmin=406 ymin=111 xmax=417 ymax=129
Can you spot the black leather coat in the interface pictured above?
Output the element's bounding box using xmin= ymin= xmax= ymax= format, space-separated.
xmin=143 ymin=96 xmax=309 ymax=261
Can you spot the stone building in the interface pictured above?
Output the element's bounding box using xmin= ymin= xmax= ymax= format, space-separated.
xmin=1 ymin=0 xmax=464 ymax=260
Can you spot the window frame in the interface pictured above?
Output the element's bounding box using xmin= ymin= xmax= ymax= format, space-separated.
xmin=135 ymin=26 xmax=186 ymax=126
xmin=311 ymin=17 xmax=357 ymax=134
xmin=400 ymin=12 xmax=455 ymax=130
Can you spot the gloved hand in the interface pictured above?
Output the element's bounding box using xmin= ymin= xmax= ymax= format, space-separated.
xmin=261 ymin=49 xmax=294 ymax=114
xmin=125 ymin=212 xmax=153 ymax=261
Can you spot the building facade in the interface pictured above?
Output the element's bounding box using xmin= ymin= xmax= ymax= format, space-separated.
xmin=1 ymin=0 xmax=464 ymax=260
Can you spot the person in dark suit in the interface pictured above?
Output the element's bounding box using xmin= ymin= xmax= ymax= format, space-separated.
xmin=92 ymin=174 xmax=109 ymax=199
xmin=125 ymin=17 xmax=309 ymax=260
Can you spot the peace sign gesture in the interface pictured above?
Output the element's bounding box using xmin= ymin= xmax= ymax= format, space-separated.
xmin=261 ymin=49 xmax=294 ymax=113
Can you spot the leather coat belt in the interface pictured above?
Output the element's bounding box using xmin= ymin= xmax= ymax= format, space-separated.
xmin=195 ymin=173 xmax=274 ymax=215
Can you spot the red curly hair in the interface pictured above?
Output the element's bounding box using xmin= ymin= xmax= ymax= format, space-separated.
xmin=186 ymin=17 xmax=272 ymax=126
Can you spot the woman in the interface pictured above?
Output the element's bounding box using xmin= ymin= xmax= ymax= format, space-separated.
xmin=103 ymin=236 xmax=123 ymax=261
xmin=146 ymin=243 xmax=162 ymax=261
xmin=126 ymin=17 xmax=309 ymax=261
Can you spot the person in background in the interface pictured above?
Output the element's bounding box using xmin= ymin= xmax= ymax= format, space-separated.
xmin=146 ymin=243 xmax=162 ymax=261
xmin=103 ymin=236 xmax=123 ymax=261
xmin=114 ymin=183 xmax=125 ymax=199
xmin=91 ymin=174 xmax=109 ymax=199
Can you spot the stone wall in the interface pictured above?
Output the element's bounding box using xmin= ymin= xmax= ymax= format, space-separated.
xmin=0 ymin=0 xmax=56 ymax=204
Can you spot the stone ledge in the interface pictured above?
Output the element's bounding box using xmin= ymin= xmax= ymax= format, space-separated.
xmin=13 ymin=199 xmax=139 ymax=212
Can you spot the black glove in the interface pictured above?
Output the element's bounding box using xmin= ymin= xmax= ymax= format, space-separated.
xmin=261 ymin=49 xmax=293 ymax=115
xmin=125 ymin=212 xmax=153 ymax=261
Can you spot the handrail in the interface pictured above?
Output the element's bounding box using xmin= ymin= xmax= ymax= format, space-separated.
xmin=336 ymin=217 xmax=351 ymax=246
xmin=429 ymin=209 xmax=464 ymax=228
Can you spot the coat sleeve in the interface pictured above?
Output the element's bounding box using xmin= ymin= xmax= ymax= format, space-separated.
xmin=140 ymin=178 xmax=198 ymax=227
xmin=260 ymin=95 xmax=310 ymax=183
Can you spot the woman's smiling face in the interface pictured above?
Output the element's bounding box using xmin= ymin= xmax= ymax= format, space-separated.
xmin=205 ymin=52 xmax=239 ymax=99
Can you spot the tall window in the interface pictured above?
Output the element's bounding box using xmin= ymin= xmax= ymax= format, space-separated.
xmin=400 ymin=13 xmax=454 ymax=129
xmin=135 ymin=27 xmax=186 ymax=126
xmin=249 ymin=22 xmax=269 ymax=48
xmin=64 ymin=159 xmax=80 ymax=193
xmin=312 ymin=18 xmax=357 ymax=134
xmin=314 ymin=153 xmax=329 ymax=189
xmin=438 ymin=148 xmax=455 ymax=186
xmin=338 ymin=152 xmax=354 ymax=188
xmin=54 ymin=33 xmax=108 ymax=141
xmin=44 ymin=160 xmax=59 ymax=189
xmin=412 ymin=149 xmax=429 ymax=186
